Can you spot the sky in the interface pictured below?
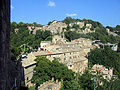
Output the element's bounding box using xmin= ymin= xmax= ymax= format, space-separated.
xmin=11 ymin=0 xmax=120 ymax=27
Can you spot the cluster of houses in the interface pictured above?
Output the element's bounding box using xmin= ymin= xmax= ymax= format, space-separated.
xmin=21 ymin=35 xmax=117 ymax=87
xmin=25 ymin=20 xmax=95 ymax=35
xmin=19 ymin=20 xmax=118 ymax=88
xmin=21 ymin=35 xmax=92 ymax=87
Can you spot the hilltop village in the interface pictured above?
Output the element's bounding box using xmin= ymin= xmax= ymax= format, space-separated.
xmin=26 ymin=20 xmax=95 ymax=35
xmin=10 ymin=18 xmax=120 ymax=89
xmin=1 ymin=1 xmax=120 ymax=90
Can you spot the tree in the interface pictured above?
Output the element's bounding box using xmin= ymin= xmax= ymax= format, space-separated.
xmin=97 ymin=78 xmax=120 ymax=90
xmin=63 ymin=80 xmax=82 ymax=90
xmin=64 ymin=31 xmax=80 ymax=41
xmin=78 ymin=70 xmax=94 ymax=90
xmin=31 ymin=57 xmax=75 ymax=87
xmin=31 ymin=56 xmax=52 ymax=85
xmin=88 ymin=47 xmax=120 ymax=78
xmin=11 ymin=22 xmax=18 ymax=32
xmin=72 ymin=24 xmax=79 ymax=30
xmin=63 ymin=17 xmax=76 ymax=25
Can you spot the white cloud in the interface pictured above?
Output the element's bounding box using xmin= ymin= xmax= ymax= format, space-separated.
xmin=66 ymin=13 xmax=77 ymax=17
xmin=11 ymin=5 xmax=14 ymax=10
xmin=48 ymin=1 xmax=56 ymax=7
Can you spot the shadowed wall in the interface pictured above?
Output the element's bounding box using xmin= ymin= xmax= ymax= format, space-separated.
xmin=0 ymin=0 xmax=11 ymax=89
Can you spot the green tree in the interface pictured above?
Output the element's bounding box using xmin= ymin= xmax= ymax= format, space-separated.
xmin=78 ymin=70 xmax=94 ymax=90
xmin=64 ymin=31 xmax=80 ymax=41
xmin=31 ymin=57 xmax=75 ymax=87
xmin=88 ymin=47 xmax=120 ymax=78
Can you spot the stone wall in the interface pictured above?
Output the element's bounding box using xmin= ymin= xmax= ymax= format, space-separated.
xmin=0 ymin=0 xmax=10 ymax=89
xmin=0 ymin=1 xmax=21 ymax=89
xmin=38 ymin=79 xmax=61 ymax=90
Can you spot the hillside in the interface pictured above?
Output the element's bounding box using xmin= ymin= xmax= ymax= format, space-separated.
xmin=10 ymin=17 xmax=120 ymax=60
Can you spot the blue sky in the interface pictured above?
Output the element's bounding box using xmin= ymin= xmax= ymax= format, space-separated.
xmin=11 ymin=0 xmax=120 ymax=27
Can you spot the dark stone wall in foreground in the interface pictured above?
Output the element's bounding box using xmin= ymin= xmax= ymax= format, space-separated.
xmin=0 ymin=0 xmax=22 ymax=89
xmin=0 ymin=0 xmax=10 ymax=90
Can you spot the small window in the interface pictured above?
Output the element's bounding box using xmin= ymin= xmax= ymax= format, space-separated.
xmin=27 ymin=77 xmax=29 ymax=81
xmin=64 ymin=58 xmax=66 ymax=60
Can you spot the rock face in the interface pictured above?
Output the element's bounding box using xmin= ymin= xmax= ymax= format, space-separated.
xmin=0 ymin=0 xmax=21 ymax=89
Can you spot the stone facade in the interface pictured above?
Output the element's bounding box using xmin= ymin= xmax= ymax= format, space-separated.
xmin=92 ymin=64 xmax=113 ymax=80
xmin=86 ymin=23 xmax=92 ymax=28
xmin=38 ymin=79 xmax=61 ymax=90
xmin=21 ymin=53 xmax=36 ymax=87
xmin=69 ymin=22 xmax=84 ymax=28
xmin=52 ymin=35 xmax=66 ymax=45
xmin=42 ymin=21 xmax=67 ymax=35
xmin=27 ymin=26 xmax=42 ymax=34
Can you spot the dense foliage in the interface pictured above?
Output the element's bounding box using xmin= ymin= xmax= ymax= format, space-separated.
xmin=81 ymin=18 xmax=103 ymax=28
xmin=64 ymin=31 xmax=80 ymax=41
xmin=31 ymin=56 xmax=97 ymax=90
xmin=31 ymin=56 xmax=75 ymax=88
xmin=10 ymin=22 xmax=52 ymax=60
xmin=97 ymin=78 xmax=120 ymax=90
xmin=62 ymin=17 xmax=81 ymax=25
xmin=31 ymin=56 xmax=120 ymax=90
xmin=106 ymin=25 xmax=120 ymax=35
xmin=88 ymin=47 xmax=120 ymax=78
xmin=65 ymin=27 xmax=120 ymax=43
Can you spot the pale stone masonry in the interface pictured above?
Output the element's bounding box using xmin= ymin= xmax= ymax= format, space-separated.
xmin=42 ymin=21 xmax=67 ymax=35
xmin=22 ymin=35 xmax=92 ymax=87
xmin=92 ymin=64 xmax=113 ymax=80
xmin=69 ymin=22 xmax=84 ymax=28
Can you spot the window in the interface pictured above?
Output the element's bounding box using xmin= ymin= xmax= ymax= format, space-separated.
xmin=64 ymin=58 xmax=66 ymax=61
xmin=27 ymin=77 xmax=29 ymax=81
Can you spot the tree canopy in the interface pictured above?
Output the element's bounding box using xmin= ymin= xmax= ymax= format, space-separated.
xmin=88 ymin=47 xmax=120 ymax=78
xmin=10 ymin=22 xmax=52 ymax=60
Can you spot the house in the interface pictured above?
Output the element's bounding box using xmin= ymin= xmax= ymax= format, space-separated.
xmin=92 ymin=64 xmax=113 ymax=80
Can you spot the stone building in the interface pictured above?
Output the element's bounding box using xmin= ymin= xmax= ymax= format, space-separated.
xmin=42 ymin=21 xmax=67 ymax=35
xmin=27 ymin=26 xmax=42 ymax=34
xmin=92 ymin=64 xmax=113 ymax=80
xmin=21 ymin=53 xmax=36 ymax=87
xmin=69 ymin=22 xmax=84 ymax=28
xmin=52 ymin=35 xmax=66 ymax=44
xmin=77 ymin=22 xmax=84 ymax=28
xmin=22 ymin=36 xmax=92 ymax=86
xmin=86 ymin=23 xmax=92 ymax=28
